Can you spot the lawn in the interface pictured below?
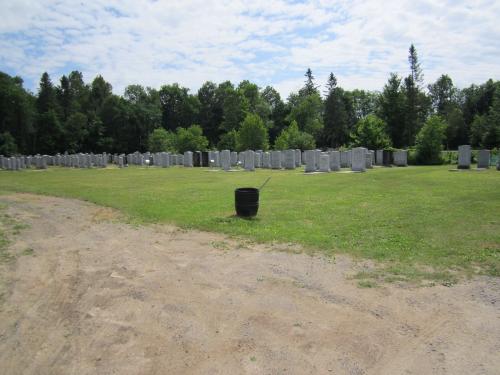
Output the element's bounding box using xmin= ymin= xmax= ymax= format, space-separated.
xmin=0 ymin=165 xmax=499 ymax=281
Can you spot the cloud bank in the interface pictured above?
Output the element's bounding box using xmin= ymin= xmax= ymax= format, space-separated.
xmin=1 ymin=0 xmax=499 ymax=97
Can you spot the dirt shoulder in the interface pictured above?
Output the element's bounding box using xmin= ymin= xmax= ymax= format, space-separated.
xmin=0 ymin=193 xmax=498 ymax=375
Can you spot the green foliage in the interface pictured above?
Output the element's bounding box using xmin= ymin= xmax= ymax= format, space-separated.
xmin=236 ymin=113 xmax=269 ymax=151
xmin=159 ymin=83 xmax=199 ymax=131
xmin=274 ymin=120 xmax=315 ymax=150
xmin=217 ymin=129 xmax=238 ymax=150
xmin=415 ymin=116 xmax=446 ymax=164
xmin=350 ymin=115 xmax=391 ymax=150
xmin=0 ymin=72 xmax=35 ymax=154
xmin=174 ymin=125 xmax=209 ymax=153
xmin=287 ymin=92 xmax=323 ymax=140
xmin=377 ymin=73 xmax=406 ymax=148
xmin=148 ymin=128 xmax=176 ymax=152
xmin=0 ymin=131 xmax=18 ymax=156
xmin=323 ymin=74 xmax=351 ymax=148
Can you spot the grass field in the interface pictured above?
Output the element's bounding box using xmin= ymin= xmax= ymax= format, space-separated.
xmin=0 ymin=165 xmax=499 ymax=282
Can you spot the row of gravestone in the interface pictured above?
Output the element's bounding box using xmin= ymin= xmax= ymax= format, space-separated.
xmin=0 ymin=153 xmax=109 ymax=170
xmin=457 ymin=146 xmax=500 ymax=170
xmin=0 ymin=149 xmax=409 ymax=172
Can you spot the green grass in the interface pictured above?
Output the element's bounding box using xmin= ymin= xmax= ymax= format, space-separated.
xmin=0 ymin=165 xmax=499 ymax=281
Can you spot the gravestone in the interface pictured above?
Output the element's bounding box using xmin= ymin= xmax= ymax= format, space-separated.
xmin=393 ymin=150 xmax=408 ymax=167
xmin=184 ymin=151 xmax=193 ymax=167
xmin=351 ymin=147 xmax=366 ymax=172
xmin=382 ymin=150 xmax=392 ymax=167
xmin=304 ymin=150 xmax=316 ymax=173
xmin=220 ymin=150 xmax=231 ymax=171
xmin=262 ymin=152 xmax=271 ymax=168
xmin=457 ymin=145 xmax=471 ymax=169
xmin=314 ymin=150 xmax=321 ymax=170
xmin=376 ymin=150 xmax=383 ymax=166
xmin=193 ymin=151 xmax=201 ymax=167
xmin=284 ymin=149 xmax=295 ymax=169
xmin=319 ymin=153 xmax=330 ymax=172
xmin=295 ymin=149 xmax=301 ymax=167
xmin=271 ymin=151 xmax=282 ymax=169
xmin=230 ymin=152 xmax=238 ymax=166
xmin=365 ymin=151 xmax=373 ymax=169
xmin=201 ymin=152 xmax=209 ymax=167
xmin=477 ymin=150 xmax=490 ymax=169
xmin=340 ymin=151 xmax=349 ymax=168
xmin=254 ymin=151 xmax=262 ymax=168
xmin=244 ymin=150 xmax=255 ymax=171
xmin=329 ymin=151 xmax=340 ymax=171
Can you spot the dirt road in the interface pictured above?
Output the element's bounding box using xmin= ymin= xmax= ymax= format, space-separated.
xmin=0 ymin=193 xmax=498 ymax=375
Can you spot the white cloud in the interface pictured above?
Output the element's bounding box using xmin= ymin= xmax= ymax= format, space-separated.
xmin=0 ymin=0 xmax=499 ymax=97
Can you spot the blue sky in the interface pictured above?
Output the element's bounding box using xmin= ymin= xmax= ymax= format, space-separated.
xmin=1 ymin=0 xmax=499 ymax=98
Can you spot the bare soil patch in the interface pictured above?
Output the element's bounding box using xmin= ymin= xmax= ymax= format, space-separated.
xmin=0 ymin=193 xmax=498 ymax=375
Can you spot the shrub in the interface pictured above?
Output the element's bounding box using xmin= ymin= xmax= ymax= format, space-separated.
xmin=350 ymin=115 xmax=391 ymax=150
xmin=236 ymin=113 xmax=269 ymax=151
xmin=175 ymin=125 xmax=209 ymax=153
xmin=148 ymin=128 xmax=176 ymax=152
xmin=274 ymin=120 xmax=315 ymax=150
xmin=415 ymin=115 xmax=446 ymax=164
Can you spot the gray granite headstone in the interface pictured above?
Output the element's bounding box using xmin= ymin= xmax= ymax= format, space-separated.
xmin=304 ymin=150 xmax=316 ymax=173
xmin=314 ymin=150 xmax=321 ymax=170
xmin=351 ymin=147 xmax=366 ymax=172
xmin=262 ymin=152 xmax=271 ymax=168
xmin=477 ymin=150 xmax=490 ymax=169
xmin=393 ymin=150 xmax=408 ymax=167
xmin=365 ymin=151 xmax=373 ymax=169
xmin=284 ymin=149 xmax=295 ymax=169
xmin=230 ymin=151 xmax=238 ymax=166
xmin=271 ymin=151 xmax=282 ymax=169
xmin=295 ymin=149 xmax=301 ymax=167
xmin=254 ymin=151 xmax=262 ymax=168
xmin=458 ymin=145 xmax=471 ymax=169
xmin=221 ymin=150 xmax=231 ymax=171
xmin=376 ymin=150 xmax=383 ymax=166
xmin=329 ymin=151 xmax=340 ymax=171
xmin=319 ymin=153 xmax=330 ymax=172
xmin=184 ymin=151 xmax=193 ymax=167
xmin=244 ymin=150 xmax=255 ymax=171
xmin=340 ymin=151 xmax=349 ymax=168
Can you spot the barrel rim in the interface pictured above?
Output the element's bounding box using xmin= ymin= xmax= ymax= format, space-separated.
xmin=235 ymin=187 xmax=259 ymax=193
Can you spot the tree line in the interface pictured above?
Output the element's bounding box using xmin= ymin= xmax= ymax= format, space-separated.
xmin=1 ymin=45 xmax=499 ymax=158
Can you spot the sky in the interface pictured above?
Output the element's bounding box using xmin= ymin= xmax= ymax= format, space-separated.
xmin=1 ymin=0 xmax=499 ymax=98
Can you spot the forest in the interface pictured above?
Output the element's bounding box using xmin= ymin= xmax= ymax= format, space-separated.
xmin=1 ymin=45 xmax=499 ymax=159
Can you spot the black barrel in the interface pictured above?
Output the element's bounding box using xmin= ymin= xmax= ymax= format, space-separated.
xmin=235 ymin=188 xmax=259 ymax=217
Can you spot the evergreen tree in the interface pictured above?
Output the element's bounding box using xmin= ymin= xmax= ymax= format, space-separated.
xmin=299 ymin=68 xmax=319 ymax=97
xmin=323 ymin=73 xmax=349 ymax=147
